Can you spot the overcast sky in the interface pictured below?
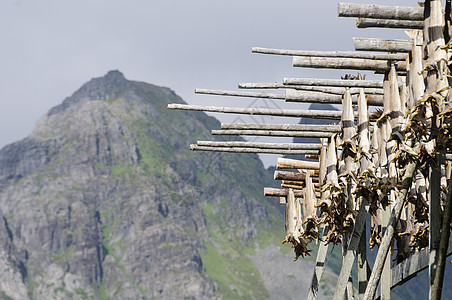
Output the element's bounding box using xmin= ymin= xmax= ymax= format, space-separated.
xmin=1 ymin=0 xmax=417 ymax=166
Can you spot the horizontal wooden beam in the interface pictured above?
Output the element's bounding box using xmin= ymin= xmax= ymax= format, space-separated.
xmin=196 ymin=88 xmax=383 ymax=105
xmin=391 ymin=238 xmax=452 ymax=289
xmin=190 ymin=145 xmax=318 ymax=155
xmin=239 ymin=82 xmax=384 ymax=95
xmin=196 ymin=141 xmax=322 ymax=150
xmin=337 ymin=3 xmax=423 ymax=21
xmin=277 ymin=158 xmax=320 ymax=170
xmin=353 ymin=37 xmax=413 ymax=53
xmin=167 ymin=103 xmax=347 ymax=119
xmin=284 ymin=77 xmax=384 ymax=88
xmin=285 ymin=90 xmax=383 ymax=106
xmin=356 ymin=18 xmax=423 ymax=29
xmin=251 ymin=47 xmax=406 ymax=60
xmin=195 ymin=88 xmax=285 ymax=99
xmin=264 ymin=187 xmax=303 ymax=197
xmin=274 ymin=170 xmax=306 ymax=181
xmin=293 ymin=56 xmax=407 ymax=72
xmin=211 ymin=129 xmax=335 ymax=138
xmin=220 ymin=123 xmax=341 ymax=132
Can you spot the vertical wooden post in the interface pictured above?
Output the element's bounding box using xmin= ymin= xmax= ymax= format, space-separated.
xmin=307 ymin=140 xmax=329 ymax=300
xmin=357 ymin=88 xmax=370 ymax=300
xmin=423 ymin=1 xmax=447 ymax=298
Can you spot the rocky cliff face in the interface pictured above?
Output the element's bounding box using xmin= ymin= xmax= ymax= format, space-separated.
xmin=0 ymin=71 xmax=334 ymax=299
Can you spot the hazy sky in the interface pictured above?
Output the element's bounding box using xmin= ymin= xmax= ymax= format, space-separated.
xmin=1 ymin=0 xmax=416 ymax=166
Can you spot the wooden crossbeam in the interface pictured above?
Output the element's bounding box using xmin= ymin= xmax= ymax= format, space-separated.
xmin=211 ymin=129 xmax=335 ymax=138
xmin=195 ymin=88 xmax=384 ymax=106
xmin=251 ymin=47 xmax=407 ymax=60
xmin=391 ymin=238 xmax=452 ymax=289
xmin=195 ymin=88 xmax=285 ymax=99
xmin=220 ymin=123 xmax=341 ymax=132
xmin=196 ymin=141 xmax=322 ymax=150
xmin=337 ymin=3 xmax=423 ymax=21
xmin=264 ymin=187 xmax=303 ymax=197
xmin=284 ymin=77 xmax=384 ymax=88
xmin=353 ymin=37 xmax=413 ymax=53
xmin=293 ymin=56 xmax=407 ymax=72
xmin=276 ymin=158 xmax=320 ymax=170
xmin=238 ymin=82 xmax=385 ymax=95
xmin=356 ymin=18 xmax=423 ymax=29
xmin=167 ymin=104 xmax=346 ymax=119
xmin=274 ymin=170 xmax=307 ymax=181
xmin=190 ymin=145 xmax=318 ymax=155
xmin=286 ymin=89 xmax=383 ymax=106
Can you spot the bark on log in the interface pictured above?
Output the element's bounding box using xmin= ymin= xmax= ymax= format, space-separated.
xmin=293 ymin=56 xmax=407 ymax=72
xmin=353 ymin=37 xmax=413 ymax=53
xmin=220 ymin=123 xmax=341 ymax=132
xmin=338 ymin=3 xmax=423 ymax=21
xmin=252 ymin=47 xmax=406 ymax=60
xmin=356 ymin=18 xmax=424 ymax=29
xmin=277 ymin=158 xmax=320 ymax=170
xmin=274 ymin=170 xmax=306 ymax=181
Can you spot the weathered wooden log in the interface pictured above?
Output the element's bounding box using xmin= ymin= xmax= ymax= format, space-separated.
xmin=195 ymin=88 xmax=285 ymax=99
xmin=285 ymin=90 xmax=383 ymax=106
xmin=293 ymin=56 xmax=407 ymax=72
xmin=283 ymin=180 xmax=319 ymax=186
xmin=264 ymin=187 xmax=303 ymax=197
xmin=353 ymin=37 xmax=413 ymax=53
xmin=239 ymin=82 xmax=385 ymax=96
xmin=277 ymin=158 xmax=320 ymax=170
xmin=190 ymin=145 xmax=318 ymax=155
xmin=212 ymin=129 xmax=335 ymax=138
xmin=220 ymin=123 xmax=341 ymax=132
xmin=196 ymin=141 xmax=322 ymax=150
xmin=274 ymin=170 xmax=306 ymax=181
xmin=167 ymin=104 xmax=347 ymax=119
xmin=338 ymin=3 xmax=423 ymax=21
xmin=284 ymin=77 xmax=384 ymax=88
xmin=356 ymin=18 xmax=424 ymax=29
xmin=252 ymin=47 xmax=406 ymax=60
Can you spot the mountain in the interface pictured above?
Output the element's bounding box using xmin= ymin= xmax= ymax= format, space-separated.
xmin=0 ymin=71 xmax=335 ymax=299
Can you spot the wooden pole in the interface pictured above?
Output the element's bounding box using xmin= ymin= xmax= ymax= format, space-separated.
xmin=431 ymin=166 xmax=452 ymax=299
xmin=196 ymin=141 xmax=322 ymax=150
xmin=274 ymin=170 xmax=306 ymax=181
xmin=276 ymin=158 xmax=320 ymax=170
xmin=195 ymin=88 xmax=285 ymax=99
xmin=167 ymin=103 xmax=350 ymax=119
xmin=285 ymin=89 xmax=383 ymax=106
xmin=284 ymin=77 xmax=384 ymax=88
xmin=264 ymin=187 xmax=304 ymax=197
xmin=337 ymin=3 xmax=424 ymax=21
xmin=356 ymin=18 xmax=424 ymax=29
xmin=220 ymin=123 xmax=341 ymax=132
xmin=251 ymin=47 xmax=407 ymax=60
xmin=190 ymin=145 xmax=318 ymax=155
xmin=353 ymin=37 xmax=413 ymax=53
xmin=211 ymin=129 xmax=335 ymax=138
xmin=239 ymin=82 xmax=385 ymax=96
xmin=293 ymin=56 xmax=407 ymax=72
xmin=363 ymin=162 xmax=417 ymax=300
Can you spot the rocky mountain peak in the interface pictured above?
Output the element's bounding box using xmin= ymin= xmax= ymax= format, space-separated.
xmin=47 ymin=70 xmax=131 ymax=116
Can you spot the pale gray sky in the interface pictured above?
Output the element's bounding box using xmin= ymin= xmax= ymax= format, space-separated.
xmin=1 ymin=0 xmax=416 ymax=166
